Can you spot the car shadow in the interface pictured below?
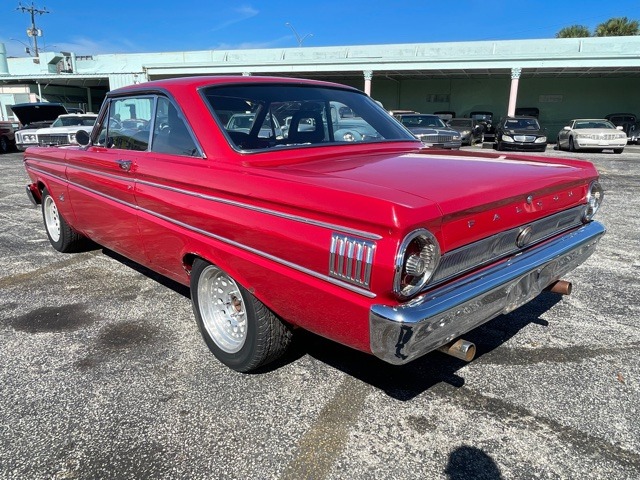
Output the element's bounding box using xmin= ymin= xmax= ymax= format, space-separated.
xmin=101 ymin=248 xmax=562 ymax=400
xmin=286 ymin=291 xmax=562 ymax=401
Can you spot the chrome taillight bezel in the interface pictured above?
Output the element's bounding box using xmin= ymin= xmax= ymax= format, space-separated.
xmin=393 ymin=229 xmax=441 ymax=300
xmin=582 ymin=180 xmax=604 ymax=222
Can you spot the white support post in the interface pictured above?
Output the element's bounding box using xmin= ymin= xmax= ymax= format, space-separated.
xmin=363 ymin=70 xmax=373 ymax=96
xmin=507 ymin=67 xmax=522 ymax=116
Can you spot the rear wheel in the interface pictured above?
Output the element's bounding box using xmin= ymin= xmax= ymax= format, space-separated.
xmin=190 ymin=259 xmax=292 ymax=372
xmin=41 ymin=188 xmax=86 ymax=253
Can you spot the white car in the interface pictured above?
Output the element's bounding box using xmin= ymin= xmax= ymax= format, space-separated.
xmin=557 ymin=119 xmax=627 ymax=153
xmin=35 ymin=114 xmax=98 ymax=147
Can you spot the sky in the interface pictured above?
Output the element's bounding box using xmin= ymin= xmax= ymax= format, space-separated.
xmin=1 ymin=0 xmax=639 ymax=57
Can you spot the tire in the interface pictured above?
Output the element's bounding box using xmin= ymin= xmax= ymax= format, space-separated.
xmin=496 ymin=141 xmax=503 ymax=151
xmin=0 ymin=136 xmax=8 ymax=154
xmin=614 ymin=148 xmax=624 ymax=154
xmin=190 ymin=259 xmax=292 ymax=372
xmin=569 ymin=137 xmax=576 ymax=152
xmin=556 ymin=138 xmax=563 ymax=151
xmin=41 ymin=188 xmax=87 ymax=253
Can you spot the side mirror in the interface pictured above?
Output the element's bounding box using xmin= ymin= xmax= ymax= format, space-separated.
xmin=563 ymin=126 xmax=571 ymax=131
xmin=616 ymin=126 xmax=624 ymax=131
xmin=76 ymin=129 xmax=90 ymax=146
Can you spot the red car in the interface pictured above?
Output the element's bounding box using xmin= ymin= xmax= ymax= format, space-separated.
xmin=23 ymin=76 xmax=605 ymax=372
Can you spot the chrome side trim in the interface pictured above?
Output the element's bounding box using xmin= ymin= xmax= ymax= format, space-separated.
xmin=370 ymin=221 xmax=605 ymax=365
xmin=136 ymin=179 xmax=382 ymax=240
xmin=329 ymin=233 xmax=376 ymax=288
xmin=431 ymin=206 xmax=585 ymax=286
xmin=138 ymin=205 xmax=376 ymax=298
xmin=25 ymin=165 xmax=376 ymax=298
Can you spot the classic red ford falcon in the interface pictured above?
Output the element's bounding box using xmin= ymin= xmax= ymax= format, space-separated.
xmin=23 ymin=76 xmax=605 ymax=372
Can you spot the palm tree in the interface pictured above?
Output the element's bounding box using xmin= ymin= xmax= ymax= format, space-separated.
xmin=594 ymin=17 xmax=639 ymax=36
xmin=556 ymin=25 xmax=591 ymax=38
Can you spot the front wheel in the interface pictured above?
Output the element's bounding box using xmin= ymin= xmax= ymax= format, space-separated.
xmin=41 ymin=188 xmax=87 ymax=252
xmin=190 ymin=259 xmax=292 ymax=372
xmin=569 ymin=137 xmax=576 ymax=152
xmin=0 ymin=136 xmax=8 ymax=154
xmin=613 ymin=148 xmax=624 ymax=154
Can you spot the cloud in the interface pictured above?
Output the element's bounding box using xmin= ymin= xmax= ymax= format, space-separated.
xmin=208 ymin=35 xmax=292 ymax=51
xmin=209 ymin=5 xmax=259 ymax=33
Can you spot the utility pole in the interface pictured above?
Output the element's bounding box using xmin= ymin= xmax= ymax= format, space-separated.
xmin=16 ymin=2 xmax=50 ymax=57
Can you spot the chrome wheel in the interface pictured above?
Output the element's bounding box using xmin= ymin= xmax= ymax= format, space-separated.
xmin=43 ymin=195 xmax=61 ymax=243
xmin=197 ymin=265 xmax=247 ymax=353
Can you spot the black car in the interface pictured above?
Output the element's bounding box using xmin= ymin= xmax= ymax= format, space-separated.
xmin=494 ymin=116 xmax=547 ymax=152
xmin=393 ymin=113 xmax=462 ymax=149
xmin=469 ymin=110 xmax=495 ymax=142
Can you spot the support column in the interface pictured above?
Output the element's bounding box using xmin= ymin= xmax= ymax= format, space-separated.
xmin=86 ymin=87 xmax=92 ymax=113
xmin=363 ymin=70 xmax=373 ymax=96
xmin=507 ymin=67 xmax=521 ymax=116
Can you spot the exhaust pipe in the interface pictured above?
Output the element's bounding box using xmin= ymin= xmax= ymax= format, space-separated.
xmin=546 ymin=280 xmax=572 ymax=295
xmin=437 ymin=339 xmax=476 ymax=361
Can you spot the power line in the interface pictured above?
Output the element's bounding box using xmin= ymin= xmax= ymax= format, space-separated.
xmin=16 ymin=2 xmax=50 ymax=57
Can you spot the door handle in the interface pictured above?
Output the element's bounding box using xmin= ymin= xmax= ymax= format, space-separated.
xmin=117 ymin=160 xmax=132 ymax=172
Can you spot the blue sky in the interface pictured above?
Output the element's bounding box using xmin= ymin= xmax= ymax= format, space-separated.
xmin=2 ymin=0 xmax=639 ymax=57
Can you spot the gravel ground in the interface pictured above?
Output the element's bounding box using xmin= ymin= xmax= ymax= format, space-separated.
xmin=0 ymin=145 xmax=638 ymax=480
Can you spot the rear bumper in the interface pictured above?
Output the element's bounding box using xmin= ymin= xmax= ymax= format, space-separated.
xmin=369 ymin=221 xmax=605 ymax=365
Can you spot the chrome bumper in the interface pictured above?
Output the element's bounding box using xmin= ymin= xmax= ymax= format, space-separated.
xmin=369 ymin=221 xmax=606 ymax=365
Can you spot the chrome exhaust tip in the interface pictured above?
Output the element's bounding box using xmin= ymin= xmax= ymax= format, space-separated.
xmin=437 ymin=339 xmax=476 ymax=362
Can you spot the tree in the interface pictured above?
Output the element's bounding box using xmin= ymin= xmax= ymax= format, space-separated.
xmin=594 ymin=17 xmax=639 ymax=36
xmin=556 ymin=25 xmax=591 ymax=38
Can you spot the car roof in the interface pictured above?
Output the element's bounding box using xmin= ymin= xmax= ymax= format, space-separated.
xmin=108 ymin=75 xmax=361 ymax=98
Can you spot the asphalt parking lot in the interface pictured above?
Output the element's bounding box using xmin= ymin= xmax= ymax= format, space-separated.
xmin=1 ymin=146 xmax=639 ymax=479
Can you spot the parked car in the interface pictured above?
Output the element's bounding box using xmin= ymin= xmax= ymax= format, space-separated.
xmin=628 ymin=121 xmax=640 ymax=144
xmin=494 ymin=116 xmax=547 ymax=152
xmin=0 ymin=120 xmax=20 ymax=153
xmin=469 ymin=110 xmax=495 ymax=142
xmin=515 ymin=107 xmax=540 ymax=118
xmin=447 ymin=118 xmax=484 ymax=146
xmin=35 ymin=113 xmax=98 ymax=147
xmin=10 ymin=102 xmax=68 ymax=151
xmin=24 ymin=76 xmax=605 ymax=373
xmin=557 ymin=119 xmax=627 ymax=153
xmin=604 ymin=113 xmax=636 ymax=141
xmin=393 ymin=113 xmax=462 ymax=149
xmin=434 ymin=111 xmax=455 ymax=121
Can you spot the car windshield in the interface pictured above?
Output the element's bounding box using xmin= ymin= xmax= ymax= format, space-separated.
xmin=400 ymin=115 xmax=446 ymax=128
xmin=52 ymin=116 xmax=96 ymax=127
xmin=448 ymin=119 xmax=472 ymax=127
xmin=203 ymin=84 xmax=414 ymax=151
xmin=574 ymin=120 xmax=616 ymax=129
xmin=504 ymin=118 xmax=540 ymax=130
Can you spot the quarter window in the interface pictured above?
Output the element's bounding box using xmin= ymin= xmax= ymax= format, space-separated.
xmin=151 ymin=97 xmax=199 ymax=157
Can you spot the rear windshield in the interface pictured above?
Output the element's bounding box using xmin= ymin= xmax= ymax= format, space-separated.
xmin=202 ymin=84 xmax=414 ymax=151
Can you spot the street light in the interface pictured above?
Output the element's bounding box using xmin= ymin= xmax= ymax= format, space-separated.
xmin=285 ymin=22 xmax=313 ymax=47
xmin=10 ymin=37 xmax=33 ymax=56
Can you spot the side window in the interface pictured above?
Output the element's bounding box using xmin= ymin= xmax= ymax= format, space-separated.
xmin=151 ymin=97 xmax=199 ymax=157
xmin=95 ymin=97 xmax=153 ymax=151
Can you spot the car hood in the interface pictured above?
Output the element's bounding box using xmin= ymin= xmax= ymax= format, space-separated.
xmin=573 ymin=128 xmax=623 ymax=135
xmin=10 ymin=103 xmax=67 ymax=127
xmin=35 ymin=125 xmax=93 ymax=134
xmin=261 ymin=148 xmax=596 ymax=251
xmin=502 ymin=128 xmax=544 ymax=136
xmin=408 ymin=127 xmax=456 ymax=135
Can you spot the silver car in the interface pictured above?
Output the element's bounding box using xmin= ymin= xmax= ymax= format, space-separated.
xmin=557 ymin=119 xmax=626 ymax=153
xmin=447 ymin=118 xmax=484 ymax=146
xmin=394 ymin=114 xmax=462 ymax=149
